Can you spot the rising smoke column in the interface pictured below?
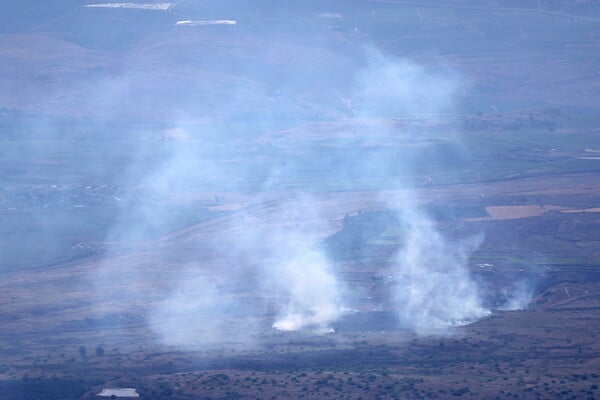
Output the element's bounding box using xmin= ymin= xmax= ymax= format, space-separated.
xmin=267 ymin=232 xmax=342 ymax=333
xmin=392 ymin=207 xmax=490 ymax=334
xmin=355 ymin=50 xmax=491 ymax=334
xmin=498 ymin=279 xmax=535 ymax=311
xmin=225 ymin=194 xmax=344 ymax=334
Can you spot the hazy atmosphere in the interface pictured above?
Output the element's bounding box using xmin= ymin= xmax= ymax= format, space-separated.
xmin=2 ymin=1 xmax=600 ymax=399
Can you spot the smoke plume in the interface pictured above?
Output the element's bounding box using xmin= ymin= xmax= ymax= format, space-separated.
xmin=498 ymin=279 xmax=535 ymax=311
xmin=265 ymin=230 xmax=342 ymax=333
xmin=353 ymin=50 xmax=490 ymax=334
xmin=391 ymin=207 xmax=490 ymax=334
xmin=99 ymin=46 xmax=525 ymax=346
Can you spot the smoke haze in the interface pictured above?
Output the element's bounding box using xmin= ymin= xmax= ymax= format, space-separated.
xmin=128 ymin=49 xmax=502 ymax=346
xmin=0 ymin=2 xmax=537 ymax=351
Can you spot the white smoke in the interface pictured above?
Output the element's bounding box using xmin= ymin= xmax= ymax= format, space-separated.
xmin=106 ymin=48 xmax=504 ymax=347
xmin=230 ymin=194 xmax=344 ymax=334
xmin=355 ymin=48 xmax=460 ymax=119
xmin=355 ymin=51 xmax=490 ymax=334
xmin=268 ymin=235 xmax=342 ymax=333
xmin=498 ymin=279 xmax=534 ymax=311
xmin=149 ymin=271 xmax=261 ymax=347
xmin=391 ymin=207 xmax=490 ymax=334
xmin=146 ymin=191 xmax=343 ymax=346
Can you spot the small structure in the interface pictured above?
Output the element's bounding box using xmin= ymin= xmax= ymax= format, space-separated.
xmin=97 ymin=388 xmax=139 ymax=398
